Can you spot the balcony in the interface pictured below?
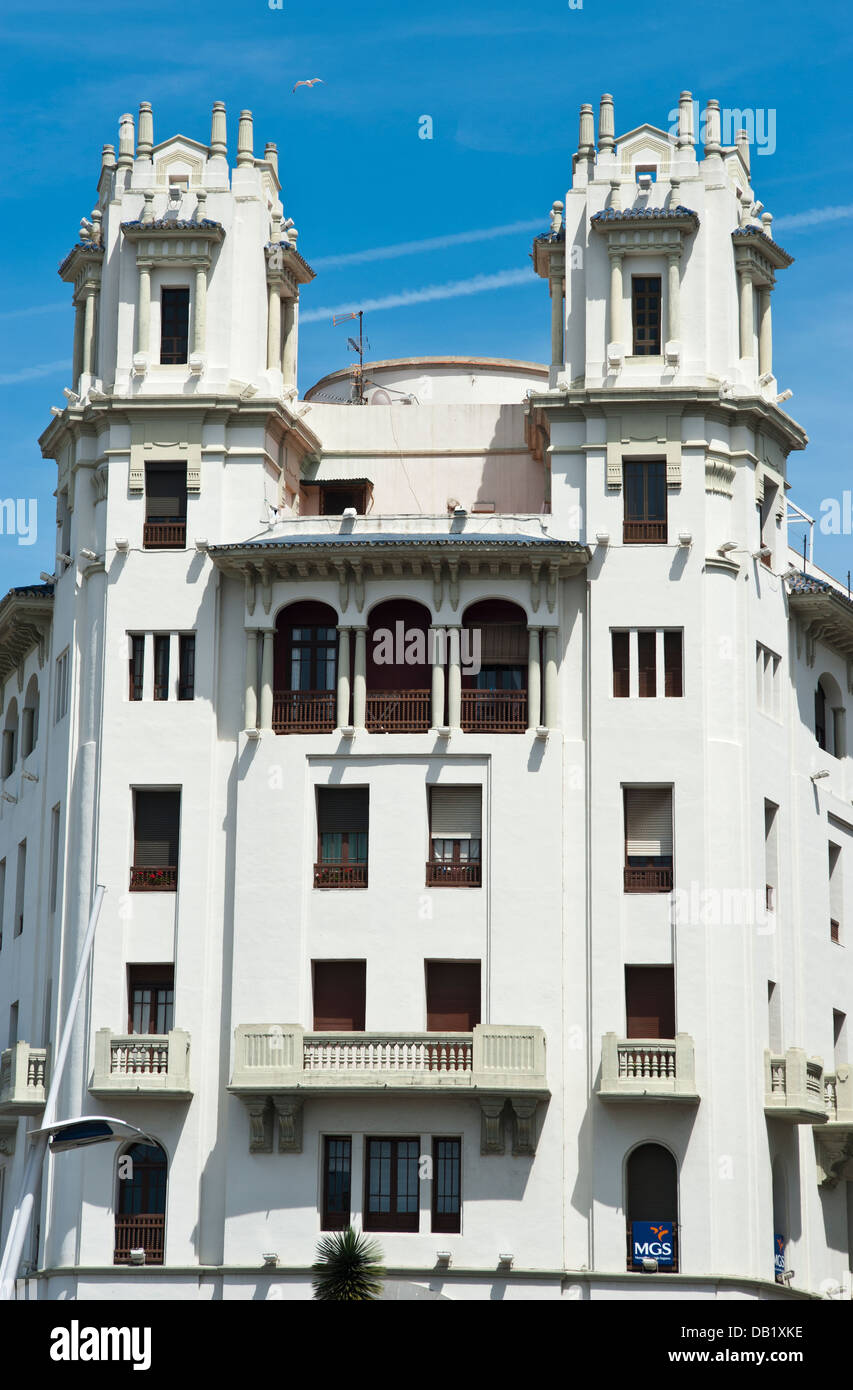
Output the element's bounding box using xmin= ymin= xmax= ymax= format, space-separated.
xmin=114 ymin=1214 xmax=165 ymax=1266
xmin=624 ymin=866 xmax=673 ymax=893
xmin=143 ymin=521 xmax=186 ymax=549
xmin=273 ymin=690 xmax=336 ymax=733
xmin=425 ymin=859 xmax=482 ymax=886
xmin=623 ymin=520 xmax=667 ymax=544
xmin=0 ymin=1042 xmax=48 ymax=1114
xmin=816 ymin=1067 xmax=853 ymax=1186
xmin=313 ymin=861 xmax=368 ymax=888
xmin=764 ymin=1048 xmax=827 ymax=1124
xmin=460 ymin=690 xmax=527 ymax=733
xmin=129 ymin=865 xmax=177 ymax=892
xmin=366 ymin=690 xmax=430 ymax=732
xmin=90 ymin=1029 xmax=192 ymax=1099
xmin=598 ymin=1034 xmax=699 ymax=1103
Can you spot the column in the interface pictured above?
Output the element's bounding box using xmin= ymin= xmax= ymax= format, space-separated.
xmin=244 ymin=630 xmax=258 ymax=730
xmin=281 ymin=297 xmax=298 ymax=386
xmin=336 ymin=626 xmax=351 ymax=728
xmin=666 ymin=254 xmax=680 ymax=342
xmin=430 ymin=627 xmax=446 ymax=728
xmin=137 ymin=266 xmax=151 ymax=355
xmin=759 ymin=287 xmax=773 ymax=376
xmin=193 ymin=265 xmax=207 ymax=355
xmin=527 ymin=626 xmax=542 ymax=731
xmin=82 ymin=291 xmax=96 ymax=376
xmin=543 ymin=628 xmax=558 ymax=730
xmin=447 ymin=626 xmax=461 ymax=730
xmin=352 ymin=627 xmax=367 ymax=730
xmin=259 ymin=629 xmax=274 ymax=730
xmin=738 ymin=271 xmax=755 ymax=359
xmin=72 ymin=301 xmax=84 ymax=387
xmin=550 ymin=276 xmax=564 ymax=367
xmin=609 ymin=253 xmax=623 ymax=344
xmin=267 ymin=284 xmax=281 ymax=371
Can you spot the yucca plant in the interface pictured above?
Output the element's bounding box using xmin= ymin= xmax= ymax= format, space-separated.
xmin=312 ymin=1226 xmax=385 ymax=1301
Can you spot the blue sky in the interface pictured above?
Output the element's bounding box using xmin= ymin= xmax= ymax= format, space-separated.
xmin=1 ymin=0 xmax=851 ymax=591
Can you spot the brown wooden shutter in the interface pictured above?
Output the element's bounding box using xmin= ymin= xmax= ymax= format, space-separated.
xmin=145 ymin=465 xmax=187 ymax=518
xmin=474 ymin=623 xmax=528 ymax=665
xmin=638 ymin=632 xmax=656 ymax=697
xmin=625 ymin=788 xmax=672 ymax=857
xmin=134 ymin=791 xmax=180 ymax=866
xmin=313 ymin=961 xmax=366 ymax=1030
xmin=664 ymin=631 xmax=683 ymax=697
xmin=625 ymin=966 xmax=675 ymax=1038
xmin=426 ymin=962 xmax=481 ymax=1030
xmin=430 ymin=787 xmax=482 ymax=839
xmin=612 ymin=632 xmax=629 ymax=698
xmin=317 ymin=787 xmax=369 ymax=833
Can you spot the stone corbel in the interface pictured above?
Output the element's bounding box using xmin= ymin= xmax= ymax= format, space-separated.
xmin=530 ymin=561 xmax=542 ymax=613
xmin=606 ymin=419 xmax=622 ymax=490
xmin=0 ymin=1129 xmax=16 ymax=1157
xmin=546 ymin=561 xmax=560 ymax=613
xmin=16 ymin=665 xmax=24 ymax=694
xmin=129 ymin=458 xmax=144 ymax=492
xmin=447 ymin=559 xmax=460 ymax=612
xmin=186 ymin=460 xmax=201 ymax=493
xmin=273 ymin=1096 xmax=303 ymax=1153
xmin=91 ymin=467 xmax=109 ymax=503
xmin=351 ymin=560 xmax=365 ymax=613
xmin=815 ymin=1130 xmax=853 ymax=1189
xmin=847 ymin=658 xmax=853 ymax=697
xmin=431 ymin=560 xmax=444 ymax=609
xmin=665 ymin=417 xmax=682 ymax=487
xmin=246 ymin=1098 xmax=273 ymax=1153
xmin=510 ymin=1099 xmax=539 ymax=1157
xmin=335 ymin=561 xmax=349 ymax=611
xmin=245 ymin=568 xmax=257 ymax=617
xmin=260 ymin=562 xmax=273 ymax=616
xmin=479 ymin=1098 xmax=506 ymax=1155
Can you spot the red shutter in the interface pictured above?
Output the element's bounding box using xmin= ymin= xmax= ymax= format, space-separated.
xmin=313 ymin=961 xmax=366 ymax=1030
xmin=612 ymin=632 xmax=629 ymax=698
xmin=625 ymin=966 xmax=675 ymax=1039
xmin=426 ymin=962 xmax=481 ymax=1030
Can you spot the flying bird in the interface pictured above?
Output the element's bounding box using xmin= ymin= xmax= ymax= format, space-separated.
xmin=293 ymin=78 xmax=324 ymax=92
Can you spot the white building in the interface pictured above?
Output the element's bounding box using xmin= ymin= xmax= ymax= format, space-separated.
xmin=0 ymin=91 xmax=852 ymax=1301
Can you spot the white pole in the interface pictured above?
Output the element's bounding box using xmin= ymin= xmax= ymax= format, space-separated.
xmin=0 ymin=884 xmax=105 ymax=1300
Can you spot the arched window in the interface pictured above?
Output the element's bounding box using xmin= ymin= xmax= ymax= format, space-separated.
xmin=626 ymin=1143 xmax=679 ymax=1271
xmin=114 ymin=1142 xmax=167 ymax=1266
xmin=461 ymin=599 xmax=529 ymax=732
xmin=815 ymin=680 xmax=828 ymax=751
xmin=21 ymin=677 xmax=39 ymax=759
xmin=274 ymin=601 xmax=338 ymax=732
xmin=815 ymin=674 xmax=847 ymax=758
xmin=2 ymin=699 xmax=19 ymax=779
xmin=366 ymin=598 xmax=431 ymax=731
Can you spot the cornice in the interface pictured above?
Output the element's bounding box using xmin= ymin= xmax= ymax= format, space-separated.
xmin=0 ymin=586 xmax=54 ymax=684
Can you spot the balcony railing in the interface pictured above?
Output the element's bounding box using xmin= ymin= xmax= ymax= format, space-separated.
xmin=764 ymin=1048 xmax=826 ymax=1123
xmin=129 ymin=865 xmax=177 ymax=892
xmin=0 ymin=1041 xmax=48 ymax=1114
xmin=273 ymin=690 xmax=336 ymax=733
xmin=91 ymin=1029 xmax=192 ymax=1098
xmin=624 ymin=866 xmax=673 ymax=893
xmin=623 ymin=520 xmax=667 ymax=544
xmin=425 ymin=859 xmax=482 ymax=886
xmin=460 ymin=690 xmax=527 ymax=733
xmin=313 ymin=861 xmax=368 ymax=888
xmin=366 ymin=690 xmax=430 ymax=732
xmin=114 ymin=1213 xmax=165 ymax=1266
xmin=599 ymin=1034 xmax=698 ymax=1102
xmin=143 ymin=521 xmax=186 ymax=549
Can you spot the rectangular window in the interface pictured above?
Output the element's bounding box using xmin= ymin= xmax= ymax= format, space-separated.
xmin=637 ymin=632 xmax=657 ymax=698
xmin=144 ymin=463 xmax=187 ymax=549
xmin=426 ymin=962 xmax=481 ymax=1031
xmin=631 ymin=276 xmax=662 ymax=355
xmin=322 ymin=1136 xmax=352 ymax=1230
xmin=178 ymin=635 xmax=195 ymax=701
xmin=128 ymin=964 xmax=174 ymax=1034
xmin=624 ymin=788 xmax=673 ymax=892
xmin=131 ymin=790 xmax=180 ymax=890
xmin=626 ymin=965 xmax=675 ymax=1038
xmin=14 ymin=841 xmax=25 ymax=936
xmin=49 ymin=806 xmax=60 ymax=913
xmin=756 ymin=643 xmax=781 ymax=718
xmin=363 ymin=1137 xmax=420 ymax=1233
xmin=765 ymin=802 xmax=779 ymax=916
xmin=0 ymin=858 xmax=5 ymax=950
xmin=54 ymin=648 xmax=69 ymax=723
xmin=153 ymin=636 xmax=170 ymax=701
xmin=9 ymin=1002 xmax=18 ymax=1049
xmin=623 ymin=461 xmax=667 ymax=543
xmin=160 ymin=287 xmax=190 ymax=364
xmin=315 ymin=788 xmax=368 ymax=888
xmin=129 ymin=635 xmax=145 ymax=701
xmin=427 ymin=786 xmax=482 ymax=885
xmin=432 ymin=1138 xmax=462 ymax=1234
xmin=830 ymin=842 xmax=842 ymax=943
xmin=319 ymin=485 xmax=368 ymax=516
xmin=612 ymin=631 xmax=630 ymax=698
xmin=664 ymin=631 xmax=683 ymax=697
xmin=313 ymin=961 xmax=366 ymax=1031
xmin=1 ymin=728 xmax=15 ymax=779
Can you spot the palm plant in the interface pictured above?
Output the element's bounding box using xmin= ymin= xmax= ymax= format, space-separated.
xmin=312 ymin=1226 xmax=385 ymax=1301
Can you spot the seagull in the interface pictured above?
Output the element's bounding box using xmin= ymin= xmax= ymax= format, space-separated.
xmin=293 ymin=78 xmax=324 ymax=92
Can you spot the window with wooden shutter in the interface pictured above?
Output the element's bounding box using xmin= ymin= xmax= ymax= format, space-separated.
xmin=322 ymin=1136 xmax=352 ymax=1229
xmin=612 ymin=632 xmax=629 ymax=698
xmin=426 ymin=962 xmax=481 ymax=1030
xmin=664 ymin=631 xmax=683 ymax=697
xmin=128 ymin=963 xmax=174 ymax=1034
xmin=624 ymin=787 xmax=673 ymax=891
xmin=160 ymin=287 xmax=190 ymax=364
xmin=625 ymin=965 xmax=675 ymax=1038
xmin=315 ymin=788 xmax=368 ymax=886
xmin=153 ymin=636 xmax=170 ymax=701
xmin=638 ymin=632 xmax=656 ymax=698
xmin=129 ymin=635 xmax=144 ymax=701
xmin=178 ymin=635 xmax=195 ymax=700
xmin=144 ymin=464 xmax=187 ymax=549
xmin=427 ymin=787 xmax=482 ymax=884
xmin=131 ymin=790 xmax=180 ymax=890
xmin=631 ymin=276 xmax=662 ymax=355
xmin=313 ymin=961 xmax=366 ymax=1031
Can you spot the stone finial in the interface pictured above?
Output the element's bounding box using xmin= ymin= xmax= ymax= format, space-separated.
xmin=101 ymin=143 xmax=116 ymax=170
xmin=117 ymin=112 xmax=135 ymax=169
xmin=578 ymin=104 xmax=595 ymax=156
xmin=264 ymin=142 xmax=279 ymax=176
xmin=271 ymin=209 xmax=283 ymax=241
xmin=137 ymin=102 xmax=153 ymax=159
xmin=608 ymin=178 xmax=622 ymax=211
xmin=237 ymin=109 xmax=254 ymax=166
xmin=194 ymin=188 xmax=207 ymax=223
xmin=79 ymin=207 xmax=102 ymax=246
xmin=703 ymin=99 xmax=722 ymax=156
xmin=598 ymin=94 xmax=615 ymax=152
xmin=761 ymin=211 xmax=774 ymax=237
xmin=736 ymin=187 xmax=752 ymax=227
xmin=735 ymin=127 xmax=751 ymax=175
xmin=667 ymin=176 xmax=681 ymax=210
xmin=210 ymin=101 xmax=227 ymax=157
xmin=549 ymin=201 xmax=563 ymax=235
xmin=677 ymin=91 xmax=694 ymax=148
xmin=141 ymin=189 xmax=155 ymax=224
xmin=287 ymin=225 xmax=299 ymax=248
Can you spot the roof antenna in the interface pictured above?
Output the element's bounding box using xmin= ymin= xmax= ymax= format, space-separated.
xmin=332 ymin=310 xmax=369 ymax=403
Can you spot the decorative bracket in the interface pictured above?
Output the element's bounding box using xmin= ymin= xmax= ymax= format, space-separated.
xmin=273 ymin=1096 xmax=303 ymax=1153
xmin=479 ymin=1098 xmax=506 ymax=1155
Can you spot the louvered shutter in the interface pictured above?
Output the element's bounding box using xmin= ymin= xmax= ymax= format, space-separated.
xmin=430 ymin=787 xmax=482 ymax=839
xmin=625 ymin=966 xmax=675 ymax=1039
xmin=426 ymin=963 xmax=481 ymax=1030
xmin=625 ymin=788 xmax=672 ymax=857
xmin=317 ymin=787 xmax=369 ymax=833
xmin=145 ymin=465 xmax=187 ymax=518
xmin=134 ymin=791 xmax=180 ymax=866
xmin=475 ymin=623 xmax=528 ymax=665
xmin=313 ymin=961 xmax=366 ymax=1031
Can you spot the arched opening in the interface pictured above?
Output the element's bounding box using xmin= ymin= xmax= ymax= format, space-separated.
xmin=273 ymin=601 xmax=339 ymax=732
xmin=815 ymin=674 xmax=846 ymax=758
xmin=461 ymin=599 xmax=529 ymax=732
xmin=2 ymin=698 xmax=19 ymax=779
xmin=366 ymin=599 xmax=431 ymax=731
xmin=21 ymin=676 xmax=39 ymax=759
xmin=815 ymin=680 xmax=828 ymax=751
xmin=114 ymin=1141 xmax=167 ymax=1266
xmin=772 ymin=1157 xmax=788 ymax=1284
xmin=626 ymin=1142 xmax=679 ymax=1271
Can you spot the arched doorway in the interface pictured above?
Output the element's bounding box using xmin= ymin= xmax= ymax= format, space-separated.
xmin=274 ymin=601 xmax=339 ymax=732
xmin=626 ymin=1143 xmax=679 ymax=1271
xmin=114 ymin=1142 xmax=167 ymax=1266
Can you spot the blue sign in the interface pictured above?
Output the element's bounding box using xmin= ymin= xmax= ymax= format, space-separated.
xmin=774 ymin=1233 xmax=785 ymax=1277
xmin=631 ymin=1221 xmax=675 ymax=1267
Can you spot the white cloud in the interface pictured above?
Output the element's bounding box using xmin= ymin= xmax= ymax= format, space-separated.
xmin=312 ymin=220 xmax=543 ymax=271
xmin=773 ymin=204 xmax=853 ymax=231
xmin=0 ymin=360 xmax=67 ymax=386
xmin=301 ymin=268 xmax=534 ymax=324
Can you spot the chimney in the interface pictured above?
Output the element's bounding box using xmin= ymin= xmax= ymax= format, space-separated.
xmin=598 ymin=94 xmax=615 ymax=153
xmin=210 ymin=101 xmax=227 ymax=158
xmin=116 ymin=112 xmax=135 ymax=169
xmin=137 ymin=102 xmax=153 ymax=160
xmin=237 ymin=110 xmax=254 ymax=166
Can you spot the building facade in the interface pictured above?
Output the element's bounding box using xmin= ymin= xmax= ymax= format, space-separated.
xmin=0 ymin=92 xmax=852 ymax=1300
